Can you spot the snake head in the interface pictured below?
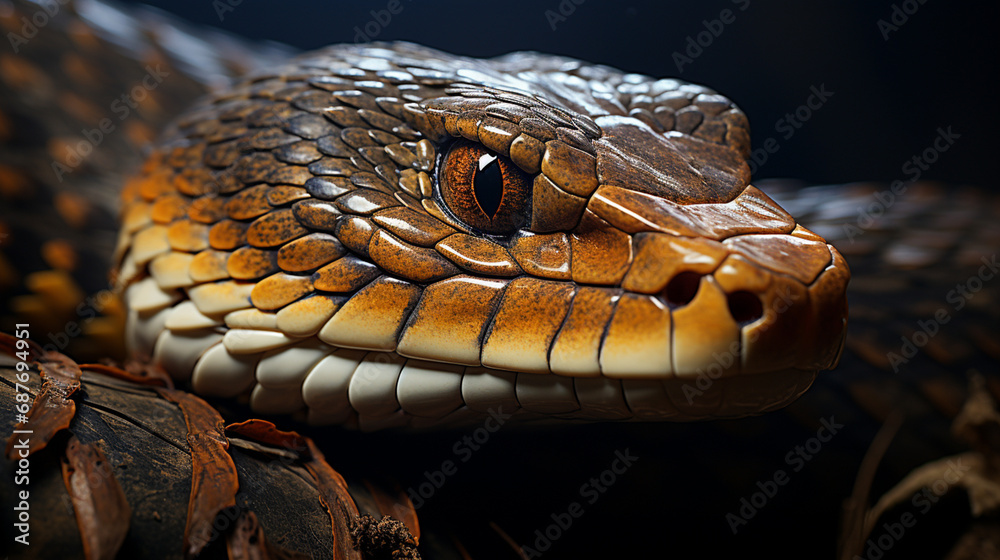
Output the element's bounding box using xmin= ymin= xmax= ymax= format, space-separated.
xmin=115 ymin=43 xmax=849 ymax=428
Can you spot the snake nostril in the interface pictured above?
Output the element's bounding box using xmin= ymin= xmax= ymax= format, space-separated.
xmin=727 ymin=291 xmax=764 ymax=325
xmin=663 ymin=271 xmax=702 ymax=308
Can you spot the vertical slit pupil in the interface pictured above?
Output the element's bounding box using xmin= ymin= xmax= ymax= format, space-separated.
xmin=473 ymin=155 xmax=504 ymax=218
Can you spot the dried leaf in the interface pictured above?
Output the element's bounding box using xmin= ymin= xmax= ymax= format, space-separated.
xmin=952 ymin=373 xmax=1000 ymax=456
xmin=226 ymin=420 xmax=361 ymax=560
xmin=845 ymin=372 xmax=1000 ymax=560
xmin=4 ymin=355 xmax=82 ymax=459
xmin=158 ymin=387 xmax=239 ymax=559
xmin=60 ymin=436 xmax=132 ymax=560
xmin=303 ymin=438 xmax=364 ymax=560
xmin=961 ymin=468 xmax=1000 ymax=516
xmin=80 ymin=362 xmax=172 ymax=388
xmin=226 ymin=419 xmax=309 ymax=454
xmin=120 ymin=358 xmax=176 ymax=388
xmin=868 ymin=452 xmax=977 ymax=526
xmin=838 ymin=411 xmax=904 ymax=560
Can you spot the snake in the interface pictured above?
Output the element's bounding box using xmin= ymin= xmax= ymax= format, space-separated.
xmin=0 ymin=0 xmax=997 ymax=556
xmin=104 ymin=40 xmax=850 ymax=429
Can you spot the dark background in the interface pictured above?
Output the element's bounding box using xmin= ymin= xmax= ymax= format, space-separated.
xmin=125 ymin=0 xmax=999 ymax=188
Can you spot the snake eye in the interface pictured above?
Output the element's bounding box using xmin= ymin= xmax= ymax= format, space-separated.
xmin=439 ymin=141 xmax=531 ymax=235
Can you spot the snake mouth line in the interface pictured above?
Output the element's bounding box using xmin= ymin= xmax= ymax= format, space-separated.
xmin=119 ymin=240 xmax=845 ymax=429
xmin=115 ymin=203 xmax=848 ymax=428
xmin=123 ymin=296 xmax=820 ymax=429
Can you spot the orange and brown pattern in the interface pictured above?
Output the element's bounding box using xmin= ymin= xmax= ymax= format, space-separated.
xmin=0 ymin=0 xmax=290 ymax=362
xmin=1 ymin=2 xmax=999 ymax=557
xmin=113 ymin=42 xmax=850 ymax=429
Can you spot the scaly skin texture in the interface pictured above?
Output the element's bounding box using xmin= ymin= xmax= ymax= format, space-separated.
xmin=113 ymin=42 xmax=849 ymax=428
xmin=2 ymin=1 xmax=998 ymax=557
xmin=0 ymin=0 xmax=291 ymax=361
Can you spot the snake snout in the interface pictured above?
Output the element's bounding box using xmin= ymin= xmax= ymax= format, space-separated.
xmin=577 ymin=114 xmax=851 ymax=416
xmin=619 ymin=230 xmax=849 ymax=379
xmin=662 ymin=271 xmax=763 ymax=325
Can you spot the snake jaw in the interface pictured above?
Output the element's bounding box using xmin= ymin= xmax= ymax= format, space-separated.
xmin=114 ymin=42 xmax=850 ymax=428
